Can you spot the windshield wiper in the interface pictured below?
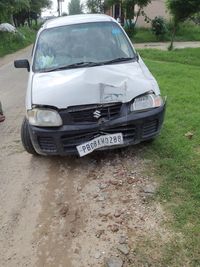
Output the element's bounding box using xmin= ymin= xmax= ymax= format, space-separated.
xmin=101 ymin=57 xmax=135 ymax=65
xmin=42 ymin=61 xmax=102 ymax=72
xmin=39 ymin=58 xmax=135 ymax=73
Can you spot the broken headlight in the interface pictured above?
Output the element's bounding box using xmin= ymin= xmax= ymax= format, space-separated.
xmin=131 ymin=93 xmax=163 ymax=112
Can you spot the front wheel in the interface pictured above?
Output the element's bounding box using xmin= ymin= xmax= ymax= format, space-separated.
xmin=21 ymin=117 xmax=38 ymax=155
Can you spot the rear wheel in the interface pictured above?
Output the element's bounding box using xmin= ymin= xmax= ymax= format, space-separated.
xmin=21 ymin=117 xmax=38 ymax=155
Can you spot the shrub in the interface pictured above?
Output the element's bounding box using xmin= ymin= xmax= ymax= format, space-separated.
xmin=151 ymin=16 xmax=168 ymax=40
xmin=124 ymin=25 xmax=137 ymax=38
xmin=0 ymin=26 xmax=36 ymax=57
xmin=190 ymin=12 xmax=200 ymax=25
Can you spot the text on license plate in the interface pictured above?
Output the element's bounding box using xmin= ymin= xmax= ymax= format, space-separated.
xmin=76 ymin=133 xmax=123 ymax=157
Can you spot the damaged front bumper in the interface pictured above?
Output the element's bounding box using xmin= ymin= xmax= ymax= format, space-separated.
xmin=29 ymin=103 xmax=166 ymax=156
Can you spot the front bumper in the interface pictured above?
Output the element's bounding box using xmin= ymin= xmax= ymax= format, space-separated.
xmin=28 ymin=104 xmax=166 ymax=156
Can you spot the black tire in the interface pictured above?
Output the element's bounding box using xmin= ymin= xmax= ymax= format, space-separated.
xmin=21 ymin=117 xmax=38 ymax=155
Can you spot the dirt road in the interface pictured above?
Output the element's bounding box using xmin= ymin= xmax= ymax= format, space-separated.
xmin=0 ymin=47 xmax=170 ymax=267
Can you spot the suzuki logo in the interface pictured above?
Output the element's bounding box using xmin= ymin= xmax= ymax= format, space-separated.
xmin=93 ymin=110 xmax=101 ymax=119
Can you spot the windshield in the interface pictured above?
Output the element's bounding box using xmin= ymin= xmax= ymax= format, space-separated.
xmin=33 ymin=22 xmax=136 ymax=72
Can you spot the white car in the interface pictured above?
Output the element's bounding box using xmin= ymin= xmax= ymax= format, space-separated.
xmin=14 ymin=14 xmax=166 ymax=157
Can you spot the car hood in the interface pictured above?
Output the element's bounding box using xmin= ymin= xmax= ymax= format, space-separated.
xmin=31 ymin=61 xmax=159 ymax=109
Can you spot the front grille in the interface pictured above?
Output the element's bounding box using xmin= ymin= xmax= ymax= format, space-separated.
xmin=37 ymin=120 xmax=159 ymax=154
xmin=142 ymin=120 xmax=158 ymax=137
xmin=104 ymin=124 xmax=136 ymax=141
xmin=61 ymin=131 xmax=98 ymax=151
xmin=61 ymin=124 xmax=136 ymax=152
xmin=38 ymin=137 xmax=57 ymax=152
xmin=67 ymin=103 xmax=122 ymax=123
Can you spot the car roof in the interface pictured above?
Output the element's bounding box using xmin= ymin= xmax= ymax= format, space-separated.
xmin=42 ymin=14 xmax=116 ymax=29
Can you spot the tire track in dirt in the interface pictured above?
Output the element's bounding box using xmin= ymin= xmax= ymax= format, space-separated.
xmin=0 ymin=152 xmax=51 ymax=267
xmin=34 ymin=155 xmax=102 ymax=266
xmin=34 ymin=149 xmax=172 ymax=267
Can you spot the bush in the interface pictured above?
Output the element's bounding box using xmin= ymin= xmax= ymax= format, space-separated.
xmin=124 ymin=25 xmax=136 ymax=38
xmin=151 ymin=16 xmax=168 ymax=40
xmin=0 ymin=26 xmax=36 ymax=57
xmin=190 ymin=12 xmax=200 ymax=25
xmin=31 ymin=22 xmax=43 ymax=31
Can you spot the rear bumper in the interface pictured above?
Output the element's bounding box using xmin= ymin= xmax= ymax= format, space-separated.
xmin=28 ymin=104 xmax=166 ymax=156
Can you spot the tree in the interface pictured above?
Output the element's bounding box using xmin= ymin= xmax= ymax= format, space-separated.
xmin=167 ymin=0 xmax=200 ymax=50
xmin=87 ymin=0 xmax=104 ymax=13
xmin=68 ymin=0 xmax=83 ymax=15
xmin=0 ymin=0 xmax=51 ymax=25
xmin=29 ymin=0 xmax=52 ymax=25
xmin=30 ymin=0 xmax=51 ymax=15
xmin=105 ymin=0 xmax=151 ymax=30
xmin=151 ymin=16 xmax=167 ymax=40
xmin=125 ymin=0 xmax=151 ymax=29
xmin=0 ymin=0 xmax=30 ymax=23
xmin=0 ymin=1 xmax=9 ymax=22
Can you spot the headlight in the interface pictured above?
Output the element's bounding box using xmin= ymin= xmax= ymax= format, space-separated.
xmin=131 ymin=94 xmax=163 ymax=112
xmin=27 ymin=108 xmax=62 ymax=127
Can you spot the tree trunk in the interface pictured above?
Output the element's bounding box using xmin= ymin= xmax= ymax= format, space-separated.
xmin=10 ymin=14 xmax=14 ymax=26
xmin=127 ymin=4 xmax=135 ymax=29
xmin=128 ymin=18 xmax=132 ymax=28
xmin=169 ymin=23 xmax=177 ymax=50
xmin=133 ymin=7 xmax=141 ymax=29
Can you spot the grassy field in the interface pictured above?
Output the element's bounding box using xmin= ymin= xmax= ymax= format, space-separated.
xmin=132 ymin=23 xmax=200 ymax=43
xmin=138 ymin=48 xmax=200 ymax=266
xmin=0 ymin=26 xmax=36 ymax=57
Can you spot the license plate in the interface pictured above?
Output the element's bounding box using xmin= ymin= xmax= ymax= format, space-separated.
xmin=76 ymin=133 xmax=123 ymax=157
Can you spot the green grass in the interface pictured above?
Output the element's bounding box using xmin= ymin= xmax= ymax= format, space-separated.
xmin=138 ymin=47 xmax=200 ymax=67
xmin=175 ymin=23 xmax=200 ymax=41
xmin=132 ymin=27 xmax=160 ymax=43
xmin=0 ymin=26 xmax=36 ymax=57
xmin=132 ymin=22 xmax=200 ymax=43
xmin=139 ymin=47 xmax=200 ymax=266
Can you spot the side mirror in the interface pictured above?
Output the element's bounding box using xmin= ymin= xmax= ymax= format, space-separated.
xmin=14 ymin=59 xmax=30 ymax=72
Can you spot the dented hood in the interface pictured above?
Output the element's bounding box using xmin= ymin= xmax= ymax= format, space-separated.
xmin=32 ymin=61 xmax=159 ymax=109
